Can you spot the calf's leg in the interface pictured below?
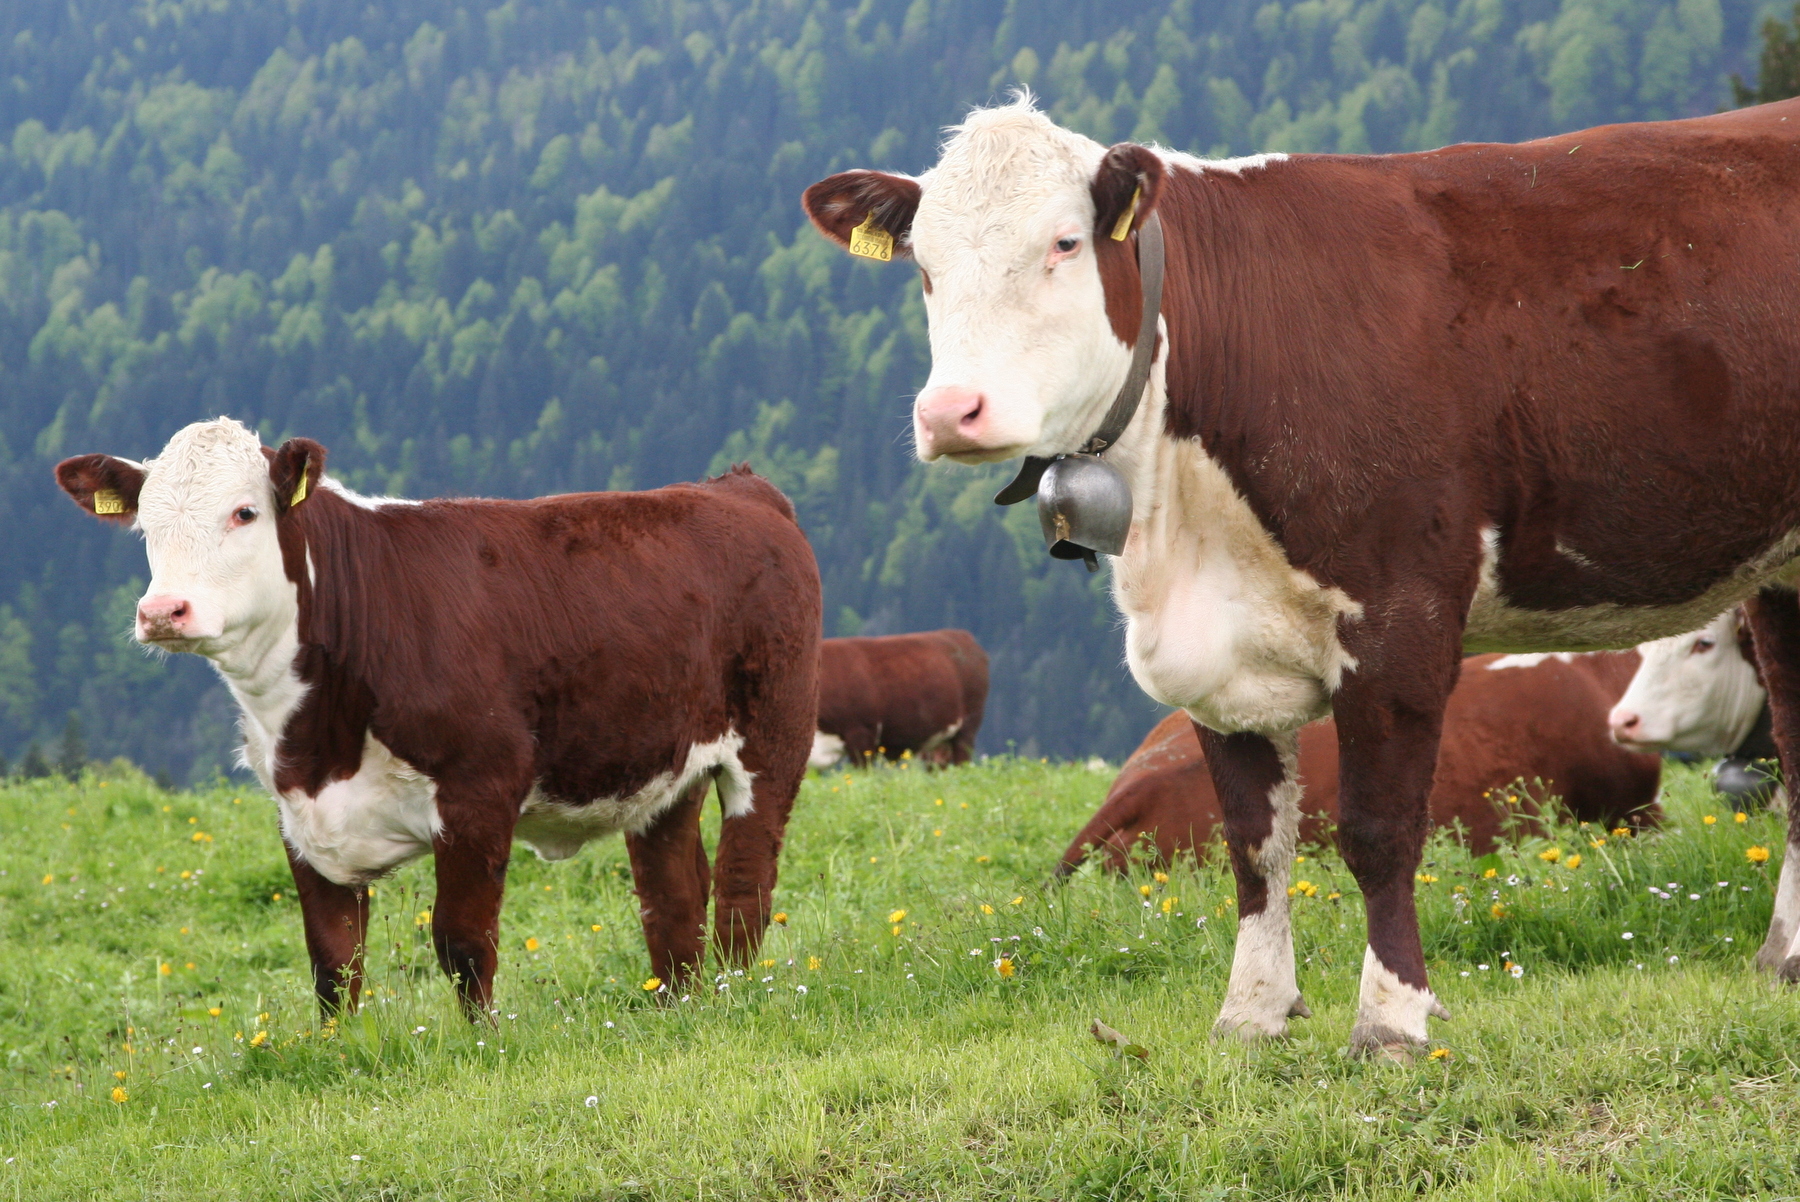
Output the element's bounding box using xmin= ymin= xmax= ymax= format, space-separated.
xmin=624 ymin=781 xmax=712 ymax=988
xmin=713 ymin=759 xmax=804 ymax=969
xmin=1204 ymin=725 xmax=1311 ymax=1039
xmin=1744 ymin=587 xmax=1800 ymax=978
xmin=431 ymin=811 xmax=516 ymax=1019
xmin=286 ymin=847 xmax=369 ymax=1016
xmin=1334 ymin=669 xmax=1454 ymax=1058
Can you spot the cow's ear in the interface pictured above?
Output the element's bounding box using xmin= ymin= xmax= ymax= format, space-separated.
xmin=802 ymin=170 xmax=921 ymax=261
xmin=1091 ymin=144 xmax=1167 ymax=242
xmin=55 ymin=454 xmax=146 ymax=524
xmin=270 ymin=438 xmax=325 ymax=514
xmin=1734 ymin=607 xmax=1767 ymax=688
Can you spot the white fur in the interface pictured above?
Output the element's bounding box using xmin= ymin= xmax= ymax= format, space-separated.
xmin=1760 ymin=844 xmax=1800 ymax=972
xmin=1610 ymin=610 xmax=1765 ymax=756
xmin=1466 ymin=524 xmax=1800 ymax=653
xmin=915 ymin=720 xmax=964 ymax=758
xmin=319 ymin=477 xmax=421 ymax=508
xmin=808 ymin=731 xmax=847 ymax=770
xmin=1486 ymin=652 xmax=1576 ymax=670
xmin=1156 ymin=149 xmax=1288 ymax=176
xmin=515 ymin=730 xmax=752 ymax=861
xmin=1213 ymin=733 xmax=1307 ymax=1040
xmin=1351 ymin=946 xmax=1451 ymax=1053
xmin=275 ymin=733 xmax=445 ymax=886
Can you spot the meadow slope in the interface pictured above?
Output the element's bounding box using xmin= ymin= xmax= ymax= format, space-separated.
xmin=0 ymin=756 xmax=1796 ymax=1200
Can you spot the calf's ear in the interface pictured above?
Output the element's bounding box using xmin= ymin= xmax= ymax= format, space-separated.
xmin=802 ymin=170 xmax=921 ymax=260
xmin=1091 ymin=144 xmax=1167 ymax=241
xmin=55 ymin=454 xmax=146 ymax=524
xmin=270 ymin=437 xmax=326 ymax=514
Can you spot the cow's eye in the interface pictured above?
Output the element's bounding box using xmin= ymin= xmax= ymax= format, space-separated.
xmin=1054 ymin=236 xmax=1080 ymax=255
xmin=1692 ymin=637 xmax=1715 ymax=654
xmin=233 ymin=507 xmax=257 ymax=525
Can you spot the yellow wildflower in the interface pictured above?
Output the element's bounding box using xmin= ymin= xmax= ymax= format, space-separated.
xmin=995 ymin=958 xmax=1015 ymax=978
xmin=158 ymin=963 xmax=171 ymax=976
xmin=1566 ymin=854 xmax=1582 ymax=869
xmin=891 ymin=925 xmax=902 ymax=936
xmin=1161 ymin=897 xmax=1176 ymax=914
xmin=1703 ymin=815 xmax=1717 ymax=826
xmin=888 ymin=910 xmax=907 ymax=924
xmin=1736 ymin=812 xmax=1749 ymax=824
xmin=1590 ymin=838 xmax=1606 ymax=849
xmin=1417 ymin=873 xmax=1438 ymax=884
xmin=869 ymin=856 xmax=879 ymax=863
xmin=1490 ymin=903 xmax=1507 ymax=919
xmin=1483 ymin=867 xmax=1498 ymax=879
xmin=110 ymin=1087 xmax=127 ymax=1103
xmin=934 ymin=798 xmax=943 ymax=806
xmin=208 ymin=1007 xmax=222 ymax=1018
xmin=642 ymin=977 xmax=663 ymax=992
xmin=415 ymin=910 xmax=433 ymax=927
xmin=40 ymin=874 xmax=51 ymax=885
xmin=773 ymin=912 xmax=788 ymax=925
xmin=1294 ymin=856 xmax=1306 ymax=864
xmin=1153 ymin=872 xmax=1170 ymax=884
xmin=591 ymin=924 xmax=603 ymax=932
xmin=191 ymin=831 xmax=212 ymax=842
xmin=525 ymin=938 xmax=540 ymax=952
xmin=181 ymin=870 xmax=192 ymax=880
xmin=1538 ymin=847 xmax=1561 ymax=863
xmin=1613 ymin=827 xmax=1631 ymax=838
xmin=257 ymin=1012 xmax=268 ymax=1022
xmin=1748 ymin=846 xmax=1772 ymax=864
xmin=1429 ymin=1048 xmax=1450 ymax=1061
xmin=760 ymin=959 xmax=775 ymax=968
xmin=1327 ymin=892 xmax=1341 ymax=901
xmin=980 ymin=904 xmax=995 ymax=915
xmin=185 ymin=962 xmax=196 ymax=971
xmin=114 ymin=1070 xmax=127 ymax=1080
xmin=271 ymin=892 xmax=282 ymax=901
xmin=249 ymin=1031 xmax=269 ymax=1048
xmin=807 ymin=957 xmax=821 ymax=971
xmin=1010 ymin=895 xmax=1023 ymax=905
xmin=975 ymin=855 xmax=990 ymax=863
xmin=933 ymin=829 xmax=943 ymax=837
xmin=1138 ymin=884 xmax=1153 ymax=898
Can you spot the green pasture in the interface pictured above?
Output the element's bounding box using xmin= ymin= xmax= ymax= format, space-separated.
xmin=0 ymin=754 xmax=1795 ymax=1200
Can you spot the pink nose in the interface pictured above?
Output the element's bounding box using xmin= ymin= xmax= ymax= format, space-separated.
xmin=915 ymin=386 xmax=992 ymax=457
xmin=1608 ymin=709 xmax=1641 ymax=742
xmin=137 ymin=594 xmax=195 ymax=640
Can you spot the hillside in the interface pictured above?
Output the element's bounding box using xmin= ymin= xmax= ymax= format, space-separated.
xmin=0 ymin=0 xmax=1779 ymax=778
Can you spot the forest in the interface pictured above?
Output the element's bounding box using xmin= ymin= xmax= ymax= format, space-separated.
xmin=0 ymin=0 xmax=1794 ymax=779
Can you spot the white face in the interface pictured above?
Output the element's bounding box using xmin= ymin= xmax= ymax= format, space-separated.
xmin=1609 ymin=610 xmax=1765 ymax=755
xmin=132 ymin=418 xmax=295 ymax=660
xmin=909 ymin=106 xmax=1133 ymax=463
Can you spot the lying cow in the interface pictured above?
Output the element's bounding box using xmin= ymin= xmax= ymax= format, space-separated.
xmin=1609 ymin=609 xmax=1781 ymax=807
xmin=56 ymin=419 xmax=820 ymax=1015
xmin=806 ymin=95 xmax=1800 ymax=1053
xmin=813 ymin=629 xmax=988 ymax=767
xmin=1060 ymin=652 xmax=1660 ymax=875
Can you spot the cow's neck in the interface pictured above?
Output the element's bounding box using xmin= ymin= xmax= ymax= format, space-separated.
xmin=205 ymin=590 xmax=307 ymax=786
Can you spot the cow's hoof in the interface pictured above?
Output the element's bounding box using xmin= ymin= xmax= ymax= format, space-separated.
xmin=1348 ymin=1022 xmax=1425 ymax=1062
xmin=1755 ymin=937 xmax=1790 ymax=973
xmin=1211 ymin=1015 xmax=1288 ymax=1043
xmin=1288 ymin=994 xmax=1314 ymax=1020
xmin=1776 ymin=955 xmax=1800 ymax=984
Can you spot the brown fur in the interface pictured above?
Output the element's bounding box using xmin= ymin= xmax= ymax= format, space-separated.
xmin=1061 ymin=653 xmax=1662 ymax=875
xmin=817 ymin=630 xmax=988 ymax=765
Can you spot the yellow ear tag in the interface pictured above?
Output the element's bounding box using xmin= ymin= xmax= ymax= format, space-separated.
xmin=290 ymin=474 xmax=309 ymax=508
xmin=1110 ymin=187 xmax=1141 ymax=241
xmin=93 ymin=488 xmax=124 ymax=515
xmin=847 ymin=215 xmax=894 ymax=262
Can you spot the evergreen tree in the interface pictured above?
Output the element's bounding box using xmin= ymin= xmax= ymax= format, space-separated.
xmin=19 ymin=743 xmax=50 ymax=779
xmin=1734 ymin=4 xmax=1800 ymax=104
xmin=57 ymin=713 xmax=86 ymax=780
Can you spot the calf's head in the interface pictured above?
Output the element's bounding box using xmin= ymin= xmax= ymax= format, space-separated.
xmin=804 ymin=99 xmax=1164 ymax=464
xmin=56 ymin=418 xmax=322 ymax=663
xmin=1608 ymin=609 xmax=1765 ymax=756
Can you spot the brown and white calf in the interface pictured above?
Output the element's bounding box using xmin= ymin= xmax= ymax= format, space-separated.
xmin=57 ymin=419 xmax=820 ymax=1016
xmin=1610 ymin=609 xmax=1770 ymax=758
xmin=805 ymin=96 xmax=1800 ymax=1054
xmin=1060 ymin=652 xmax=1661 ymax=876
xmin=813 ymin=629 xmax=988 ymax=767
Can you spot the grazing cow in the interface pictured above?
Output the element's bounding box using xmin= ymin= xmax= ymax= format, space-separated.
xmin=1609 ymin=609 xmax=1780 ymax=807
xmin=56 ymin=419 xmax=820 ymax=1016
xmin=1060 ymin=652 xmax=1661 ymax=876
xmin=805 ymin=95 xmax=1800 ymax=1053
xmin=812 ymin=630 xmax=988 ymax=767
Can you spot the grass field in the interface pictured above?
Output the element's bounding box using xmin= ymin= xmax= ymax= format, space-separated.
xmin=0 ymin=753 xmax=1796 ymax=1200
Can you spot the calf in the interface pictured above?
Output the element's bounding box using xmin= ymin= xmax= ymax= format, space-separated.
xmin=56 ymin=419 xmax=820 ymax=1015
xmin=806 ymin=96 xmax=1800 ymax=1054
xmin=813 ymin=630 xmax=988 ymax=767
xmin=1061 ymin=652 xmax=1660 ymax=875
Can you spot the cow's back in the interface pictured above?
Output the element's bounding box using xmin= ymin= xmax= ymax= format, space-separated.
xmin=817 ymin=629 xmax=986 ymax=763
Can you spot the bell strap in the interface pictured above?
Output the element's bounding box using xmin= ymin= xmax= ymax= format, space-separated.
xmin=994 ymin=207 xmax=1166 ymax=506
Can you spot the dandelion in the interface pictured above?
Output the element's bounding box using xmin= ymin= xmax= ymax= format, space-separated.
xmin=980 ymin=904 xmax=995 ymax=915
xmin=975 ymin=855 xmax=990 ymax=864
xmin=585 ymin=1096 xmax=598 ymax=1108
xmin=773 ymin=912 xmax=788 ymax=925
xmin=1416 ymin=873 xmax=1438 ymax=884
xmin=1538 ymin=847 xmax=1561 ymax=863
xmin=1153 ymin=872 xmax=1169 ymax=885
xmin=1703 ymin=815 xmax=1717 ymax=826
xmin=181 ymin=871 xmax=192 ymax=880
xmin=591 ymin=924 xmax=602 ymax=932
xmin=1612 ymin=827 xmax=1631 ymax=838
xmin=891 ymin=925 xmax=902 ymax=936
xmin=869 ymin=856 xmax=878 ymax=863
xmin=1736 ymin=812 xmax=1749 ymax=824
xmin=933 ymin=829 xmax=943 ymax=837
xmin=1490 ymin=904 xmax=1507 ymax=919
xmin=1138 ymin=884 xmax=1153 ymax=898
xmin=272 ymin=892 xmax=282 ymax=901
xmin=250 ymin=1031 xmax=269 ymax=1048
xmin=1566 ymin=854 xmax=1582 ymax=870
xmin=888 ymin=910 xmax=907 ymax=924
xmin=642 ymin=977 xmax=663 ymax=992
xmin=995 ymin=958 xmax=1015 ymax=978
xmin=191 ymin=831 xmax=212 ymax=843
xmin=935 ymin=798 xmax=943 ymax=806
xmin=179 ymin=927 xmax=189 ymax=935
xmin=1010 ymin=896 xmax=1024 ymax=906
xmin=1161 ymin=897 xmax=1177 ymax=914
xmin=1429 ymin=1048 xmax=1450 ymax=1061
xmin=114 ymin=1070 xmax=127 ymax=1081
xmin=110 ymin=1087 xmax=127 ymax=1103
xmin=185 ymin=962 xmax=196 ymax=971
xmin=807 ymin=957 xmax=821 ymax=971
xmin=1327 ymin=891 xmax=1341 ymax=901
xmin=1748 ymin=846 xmax=1771 ymax=864
xmin=795 ymin=985 xmax=808 ymax=995
xmin=41 ymin=874 xmax=51 ymax=885
xmin=1483 ymin=868 xmax=1497 ymax=879
xmin=760 ymin=959 xmax=775 ymax=968
xmin=158 ymin=962 xmax=171 ymax=976
xmin=208 ymin=1007 xmax=221 ymax=1018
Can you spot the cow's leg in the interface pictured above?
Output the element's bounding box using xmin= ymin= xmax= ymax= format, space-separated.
xmin=1743 ymin=587 xmax=1800 ymax=977
xmin=623 ymin=781 xmax=712 ymax=989
xmin=1204 ymin=725 xmax=1310 ymax=1039
xmin=712 ymin=758 xmax=804 ymax=969
xmin=1335 ymin=666 xmax=1456 ymax=1058
xmin=286 ymin=847 xmax=369 ymax=1016
xmin=430 ymin=802 xmax=517 ymax=1020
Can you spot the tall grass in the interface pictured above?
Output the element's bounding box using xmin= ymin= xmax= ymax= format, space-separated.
xmin=0 ymin=755 xmax=1794 ymax=1199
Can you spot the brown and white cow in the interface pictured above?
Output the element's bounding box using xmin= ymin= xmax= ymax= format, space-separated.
xmin=805 ymin=96 xmax=1800 ymax=1054
xmin=1610 ymin=609 xmax=1769 ymax=758
xmin=56 ymin=419 xmax=820 ymax=1016
xmin=1060 ymin=652 xmax=1661 ymax=875
xmin=813 ymin=629 xmax=988 ymax=767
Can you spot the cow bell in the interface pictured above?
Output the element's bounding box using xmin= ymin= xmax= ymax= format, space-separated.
xmin=1036 ymin=454 xmax=1133 ymax=570
xmin=1711 ymin=755 xmax=1780 ymax=813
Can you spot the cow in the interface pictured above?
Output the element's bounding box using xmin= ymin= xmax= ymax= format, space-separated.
xmin=1609 ymin=608 xmax=1780 ymax=808
xmin=1060 ymin=652 xmax=1661 ymax=876
xmin=55 ymin=418 xmax=821 ymax=1017
xmin=804 ymin=95 xmax=1800 ymax=1055
xmin=812 ymin=630 xmax=988 ymax=768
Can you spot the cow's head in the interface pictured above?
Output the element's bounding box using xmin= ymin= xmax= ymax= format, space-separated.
xmin=1608 ymin=609 xmax=1765 ymax=756
xmin=804 ymin=99 xmax=1164 ymax=463
xmin=56 ymin=418 xmax=322 ymax=663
